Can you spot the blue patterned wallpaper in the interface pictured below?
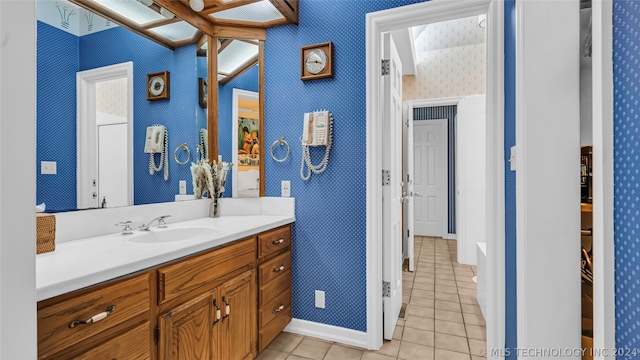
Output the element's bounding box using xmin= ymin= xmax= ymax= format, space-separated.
xmin=504 ymin=0 xmax=517 ymax=357
xmin=504 ymin=0 xmax=518 ymax=359
xmin=614 ymin=0 xmax=640 ymax=354
xmin=264 ymin=0 xmax=424 ymax=332
xmin=36 ymin=22 xmax=79 ymax=211
xmin=218 ymin=65 xmax=259 ymax=198
xmin=36 ymin=23 xmax=202 ymax=210
xmin=414 ymin=105 xmax=457 ymax=234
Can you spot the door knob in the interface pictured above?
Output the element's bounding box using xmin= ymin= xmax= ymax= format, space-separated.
xmin=401 ymin=197 xmax=410 ymax=203
xmin=413 ymin=192 xmax=423 ymax=197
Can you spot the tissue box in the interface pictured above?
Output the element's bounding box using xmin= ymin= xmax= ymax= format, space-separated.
xmin=36 ymin=213 xmax=56 ymax=254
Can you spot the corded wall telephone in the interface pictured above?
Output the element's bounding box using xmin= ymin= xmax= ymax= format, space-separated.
xmin=145 ymin=124 xmax=169 ymax=181
xmin=301 ymin=111 xmax=332 ymax=181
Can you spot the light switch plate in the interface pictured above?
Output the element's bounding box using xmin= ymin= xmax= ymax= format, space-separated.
xmin=281 ymin=180 xmax=291 ymax=197
xmin=41 ymin=161 xmax=57 ymax=175
xmin=315 ymin=290 xmax=325 ymax=309
xmin=179 ymin=180 xmax=187 ymax=195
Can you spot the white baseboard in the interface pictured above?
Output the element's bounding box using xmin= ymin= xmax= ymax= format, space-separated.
xmin=443 ymin=233 xmax=457 ymax=240
xmin=284 ymin=318 xmax=368 ymax=349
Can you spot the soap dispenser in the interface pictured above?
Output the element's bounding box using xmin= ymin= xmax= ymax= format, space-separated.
xmin=101 ymin=196 xmax=107 ymax=208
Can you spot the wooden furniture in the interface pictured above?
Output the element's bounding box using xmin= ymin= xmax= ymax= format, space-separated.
xmin=257 ymin=225 xmax=292 ymax=352
xmin=37 ymin=224 xmax=292 ymax=359
xmin=581 ymin=146 xmax=592 ymax=203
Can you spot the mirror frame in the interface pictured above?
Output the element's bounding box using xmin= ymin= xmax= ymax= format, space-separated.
xmin=208 ymin=31 xmax=266 ymax=197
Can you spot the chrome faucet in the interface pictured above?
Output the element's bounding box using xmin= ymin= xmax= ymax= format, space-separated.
xmin=139 ymin=215 xmax=171 ymax=231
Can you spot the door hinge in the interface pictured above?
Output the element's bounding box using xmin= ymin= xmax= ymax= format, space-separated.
xmin=382 ymin=170 xmax=390 ymax=186
xmin=407 ymin=229 xmax=410 ymax=238
xmin=382 ymin=281 xmax=391 ymax=297
xmin=154 ymin=325 xmax=160 ymax=343
xmin=381 ymin=59 xmax=390 ymax=76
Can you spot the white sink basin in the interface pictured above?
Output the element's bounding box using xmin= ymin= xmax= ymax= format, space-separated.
xmin=128 ymin=227 xmax=218 ymax=244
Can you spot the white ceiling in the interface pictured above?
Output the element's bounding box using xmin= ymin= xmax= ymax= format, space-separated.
xmin=412 ymin=15 xmax=486 ymax=53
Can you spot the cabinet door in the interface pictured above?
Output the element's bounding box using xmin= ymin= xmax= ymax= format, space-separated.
xmin=158 ymin=290 xmax=218 ymax=360
xmin=220 ymin=270 xmax=256 ymax=360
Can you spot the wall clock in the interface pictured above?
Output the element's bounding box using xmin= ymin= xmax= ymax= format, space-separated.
xmin=147 ymin=71 xmax=170 ymax=101
xmin=300 ymin=42 xmax=333 ymax=81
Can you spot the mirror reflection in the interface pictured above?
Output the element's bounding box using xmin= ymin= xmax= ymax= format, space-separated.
xmin=36 ymin=1 xmax=205 ymax=212
xmin=215 ymin=37 xmax=261 ymax=198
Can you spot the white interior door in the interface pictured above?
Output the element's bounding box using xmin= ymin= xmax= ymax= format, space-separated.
xmin=381 ymin=32 xmax=403 ymax=340
xmin=403 ymin=102 xmax=415 ymax=272
xmin=413 ymin=120 xmax=446 ymax=237
xmin=98 ymin=123 xmax=128 ymax=208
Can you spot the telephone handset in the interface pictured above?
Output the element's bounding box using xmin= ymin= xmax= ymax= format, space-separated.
xmin=145 ymin=125 xmax=169 ymax=181
xmin=301 ymin=111 xmax=332 ymax=181
xmin=302 ymin=111 xmax=329 ymax=146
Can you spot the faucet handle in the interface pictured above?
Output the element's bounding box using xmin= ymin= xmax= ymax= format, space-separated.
xmin=115 ymin=221 xmax=133 ymax=235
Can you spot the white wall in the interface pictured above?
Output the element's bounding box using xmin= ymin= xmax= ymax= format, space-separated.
xmin=0 ymin=1 xmax=38 ymax=358
xmin=456 ymin=95 xmax=486 ymax=265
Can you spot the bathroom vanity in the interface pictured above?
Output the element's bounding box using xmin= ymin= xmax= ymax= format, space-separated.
xmin=35 ymin=199 xmax=294 ymax=360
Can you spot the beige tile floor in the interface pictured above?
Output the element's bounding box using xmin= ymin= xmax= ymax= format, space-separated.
xmin=256 ymin=237 xmax=487 ymax=360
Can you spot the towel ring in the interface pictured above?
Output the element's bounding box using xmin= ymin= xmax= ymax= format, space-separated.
xmin=174 ymin=143 xmax=190 ymax=165
xmin=270 ymin=137 xmax=290 ymax=163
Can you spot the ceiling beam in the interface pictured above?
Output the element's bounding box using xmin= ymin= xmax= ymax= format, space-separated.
xmin=141 ymin=16 xmax=182 ymax=30
xmin=268 ymin=0 xmax=298 ymax=25
xmin=219 ymin=55 xmax=258 ymax=85
xmin=154 ymin=0 xmax=216 ymax=35
xmin=68 ymin=0 xmax=175 ymax=50
xmin=213 ymin=25 xmax=266 ymax=41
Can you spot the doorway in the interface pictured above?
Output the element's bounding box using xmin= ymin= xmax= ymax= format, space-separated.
xmin=77 ymin=62 xmax=133 ymax=209
xmin=366 ymin=0 xmax=504 ymax=351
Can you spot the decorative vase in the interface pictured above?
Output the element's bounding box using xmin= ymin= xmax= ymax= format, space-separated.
xmin=209 ymin=196 xmax=220 ymax=218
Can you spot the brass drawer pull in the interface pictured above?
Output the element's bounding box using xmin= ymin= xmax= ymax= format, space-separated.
xmin=68 ymin=305 xmax=116 ymax=328
xmin=273 ymin=265 xmax=285 ymax=273
xmin=272 ymin=238 xmax=284 ymax=245
xmin=273 ymin=304 xmax=285 ymax=314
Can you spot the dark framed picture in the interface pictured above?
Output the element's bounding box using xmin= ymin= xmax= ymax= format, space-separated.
xmin=198 ymin=78 xmax=207 ymax=108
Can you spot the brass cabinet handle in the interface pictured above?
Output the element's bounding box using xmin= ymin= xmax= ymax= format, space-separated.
xmin=213 ymin=299 xmax=221 ymax=327
xmin=221 ymin=296 xmax=230 ymax=322
xmin=273 ymin=265 xmax=285 ymax=273
xmin=273 ymin=304 xmax=285 ymax=314
xmin=69 ymin=305 xmax=116 ymax=328
xmin=272 ymin=238 xmax=284 ymax=245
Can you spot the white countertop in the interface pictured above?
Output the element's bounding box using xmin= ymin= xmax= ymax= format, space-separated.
xmin=36 ymin=214 xmax=294 ymax=302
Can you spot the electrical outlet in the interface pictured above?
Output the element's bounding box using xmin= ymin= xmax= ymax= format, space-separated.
xmin=41 ymin=161 xmax=57 ymax=175
xmin=315 ymin=290 xmax=325 ymax=309
xmin=281 ymin=180 xmax=291 ymax=197
xmin=179 ymin=180 xmax=187 ymax=195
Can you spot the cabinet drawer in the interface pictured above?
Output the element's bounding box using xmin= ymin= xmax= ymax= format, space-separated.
xmin=259 ymin=251 xmax=291 ymax=286
xmin=259 ymin=306 xmax=292 ymax=353
xmin=75 ymin=322 xmax=150 ymax=360
xmin=259 ymin=269 xmax=291 ymax=306
xmin=38 ymin=273 xmax=150 ymax=359
xmin=259 ymin=288 xmax=291 ymax=329
xmin=158 ymin=237 xmax=255 ymax=304
xmin=258 ymin=226 xmax=291 ymax=258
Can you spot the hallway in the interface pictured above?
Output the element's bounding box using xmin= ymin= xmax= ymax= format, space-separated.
xmin=257 ymin=237 xmax=487 ymax=360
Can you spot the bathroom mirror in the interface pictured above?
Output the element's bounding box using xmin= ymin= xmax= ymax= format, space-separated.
xmin=36 ymin=1 xmax=206 ymax=212
xmin=210 ymin=34 xmax=265 ymax=198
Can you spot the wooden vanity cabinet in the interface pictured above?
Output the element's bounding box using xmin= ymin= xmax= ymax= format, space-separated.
xmin=37 ymin=224 xmax=292 ymax=360
xmin=156 ymin=243 xmax=257 ymax=360
xmin=257 ymin=225 xmax=292 ymax=352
